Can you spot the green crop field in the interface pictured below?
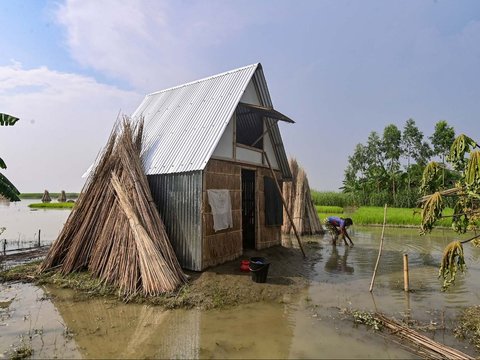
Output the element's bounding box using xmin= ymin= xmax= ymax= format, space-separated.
xmin=317 ymin=206 xmax=455 ymax=227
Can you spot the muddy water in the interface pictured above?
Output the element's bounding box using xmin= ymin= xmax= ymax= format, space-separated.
xmin=1 ymin=283 xmax=413 ymax=359
xmin=2 ymin=225 xmax=480 ymax=358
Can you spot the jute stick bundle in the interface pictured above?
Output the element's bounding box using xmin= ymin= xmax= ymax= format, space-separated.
xmin=282 ymin=158 xmax=324 ymax=235
xmin=40 ymin=117 xmax=187 ymax=296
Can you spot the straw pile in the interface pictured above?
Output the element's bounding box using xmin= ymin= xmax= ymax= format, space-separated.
xmin=40 ymin=117 xmax=187 ymax=296
xmin=58 ymin=190 xmax=67 ymax=202
xmin=282 ymin=158 xmax=324 ymax=235
xmin=41 ymin=190 xmax=51 ymax=203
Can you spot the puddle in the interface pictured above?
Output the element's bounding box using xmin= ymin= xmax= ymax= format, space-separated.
xmin=0 ymin=283 xmax=80 ymax=359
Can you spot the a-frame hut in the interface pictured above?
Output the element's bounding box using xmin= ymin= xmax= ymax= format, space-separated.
xmin=132 ymin=63 xmax=294 ymax=271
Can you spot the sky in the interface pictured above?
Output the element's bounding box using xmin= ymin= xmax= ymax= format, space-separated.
xmin=1 ymin=0 xmax=480 ymax=193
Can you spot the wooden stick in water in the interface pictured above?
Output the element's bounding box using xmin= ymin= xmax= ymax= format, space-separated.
xmin=369 ymin=204 xmax=387 ymax=292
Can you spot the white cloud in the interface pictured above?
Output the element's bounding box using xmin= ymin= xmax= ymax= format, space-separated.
xmin=0 ymin=62 xmax=142 ymax=192
xmin=55 ymin=0 xmax=254 ymax=92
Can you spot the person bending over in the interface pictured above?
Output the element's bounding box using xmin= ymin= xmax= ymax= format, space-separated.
xmin=325 ymin=216 xmax=354 ymax=246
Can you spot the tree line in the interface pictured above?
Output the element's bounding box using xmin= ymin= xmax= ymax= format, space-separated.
xmin=343 ymin=119 xmax=456 ymax=208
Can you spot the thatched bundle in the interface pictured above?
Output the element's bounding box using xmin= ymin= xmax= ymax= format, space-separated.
xmin=40 ymin=117 xmax=187 ymax=296
xmin=282 ymin=158 xmax=324 ymax=235
xmin=58 ymin=190 xmax=67 ymax=202
xmin=41 ymin=190 xmax=51 ymax=203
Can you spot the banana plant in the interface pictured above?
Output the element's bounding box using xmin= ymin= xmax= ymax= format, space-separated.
xmin=420 ymin=134 xmax=480 ymax=289
xmin=0 ymin=113 xmax=20 ymax=201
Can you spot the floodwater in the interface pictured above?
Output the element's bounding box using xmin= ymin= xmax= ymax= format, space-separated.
xmin=1 ymin=202 xmax=480 ymax=358
xmin=0 ymin=199 xmax=70 ymax=251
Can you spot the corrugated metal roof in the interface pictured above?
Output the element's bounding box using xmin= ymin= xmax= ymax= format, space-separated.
xmin=132 ymin=63 xmax=292 ymax=179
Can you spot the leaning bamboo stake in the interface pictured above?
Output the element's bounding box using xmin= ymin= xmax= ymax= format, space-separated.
xmin=369 ymin=204 xmax=388 ymax=292
xmin=263 ymin=151 xmax=306 ymax=258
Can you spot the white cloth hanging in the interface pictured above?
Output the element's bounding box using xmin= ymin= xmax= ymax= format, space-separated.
xmin=207 ymin=189 xmax=233 ymax=232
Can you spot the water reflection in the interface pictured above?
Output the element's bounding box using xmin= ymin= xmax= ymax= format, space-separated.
xmin=324 ymin=245 xmax=354 ymax=274
xmin=46 ymin=287 xmax=294 ymax=359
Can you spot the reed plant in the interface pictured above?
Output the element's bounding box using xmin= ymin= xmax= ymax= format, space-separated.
xmin=311 ymin=190 xmax=355 ymax=207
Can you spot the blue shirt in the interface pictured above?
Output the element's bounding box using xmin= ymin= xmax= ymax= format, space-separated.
xmin=328 ymin=216 xmax=346 ymax=228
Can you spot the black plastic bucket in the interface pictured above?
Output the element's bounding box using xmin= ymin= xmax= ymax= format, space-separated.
xmin=249 ymin=257 xmax=270 ymax=283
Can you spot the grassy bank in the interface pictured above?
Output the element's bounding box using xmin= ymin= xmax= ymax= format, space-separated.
xmin=20 ymin=193 xmax=79 ymax=199
xmin=317 ymin=205 xmax=455 ymax=227
xmin=28 ymin=202 xmax=75 ymax=209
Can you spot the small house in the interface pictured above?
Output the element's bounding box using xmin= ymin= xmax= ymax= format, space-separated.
xmin=132 ymin=63 xmax=294 ymax=271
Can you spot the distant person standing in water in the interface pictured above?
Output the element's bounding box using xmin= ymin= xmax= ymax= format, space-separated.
xmin=324 ymin=216 xmax=354 ymax=246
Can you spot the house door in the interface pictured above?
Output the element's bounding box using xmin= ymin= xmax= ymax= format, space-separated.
xmin=241 ymin=169 xmax=256 ymax=249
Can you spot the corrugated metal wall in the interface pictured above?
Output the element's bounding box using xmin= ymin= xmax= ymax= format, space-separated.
xmin=147 ymin=172 xmax=203 ymax=271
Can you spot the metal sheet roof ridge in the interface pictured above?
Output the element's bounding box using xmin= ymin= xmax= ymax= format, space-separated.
xmin=196 ymin=66 xmax=257 ymax=172
xmin=147 ymin=63 xmax=259 ymax=97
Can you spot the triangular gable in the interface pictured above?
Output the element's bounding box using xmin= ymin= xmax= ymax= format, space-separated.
xmin=131 ymin=63 xmax=292 ymax=179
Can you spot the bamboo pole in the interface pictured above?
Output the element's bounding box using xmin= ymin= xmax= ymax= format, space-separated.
xmin=263 ymin=151 xmax=306 ymax=258
xmin=403 ymin=253 xmax=410 ymax=292
xmin=374 ymin=312 xmax=474 ymax=360
xmin=369 ymin=204 xmax=387 ymax=292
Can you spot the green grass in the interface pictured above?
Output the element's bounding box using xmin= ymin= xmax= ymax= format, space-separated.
xmin=28 ymin=202 xmax=75 ymax=209
xmin=316 ymin=205 xmax=344 ymax=214
xmin=317 ymin=206 xmax=455 ymax=227
xmin=20 ymin=193 xmax=79 ymax=199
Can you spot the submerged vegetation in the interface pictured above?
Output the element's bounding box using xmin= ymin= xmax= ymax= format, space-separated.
xmin=455 ymin=306 xmax=480 ymax=352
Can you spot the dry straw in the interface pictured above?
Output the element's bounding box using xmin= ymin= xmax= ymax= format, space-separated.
xmin=40 ymin=117 xmax=187 ymax=296
xmin=282 ymin=158 xmax=324 ymax=235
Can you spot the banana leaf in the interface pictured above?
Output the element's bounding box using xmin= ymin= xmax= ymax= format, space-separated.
xmin=0 ymin=172 xmax=20 ymax=201
xmin=0 ymin=113 xmax=19 ymax=126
